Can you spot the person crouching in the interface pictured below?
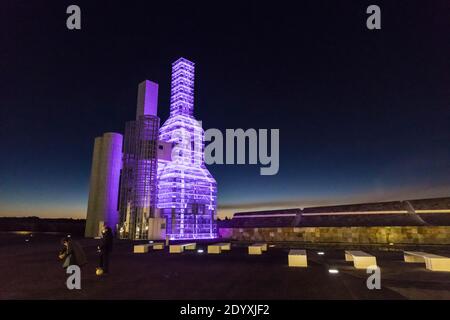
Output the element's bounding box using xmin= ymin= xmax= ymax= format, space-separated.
xmin=59 ymin=237 xmax=87 ymax=269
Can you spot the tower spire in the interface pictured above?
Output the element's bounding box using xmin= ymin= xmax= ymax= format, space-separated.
xmin=170 ymin=57 xmax=195 ymax=117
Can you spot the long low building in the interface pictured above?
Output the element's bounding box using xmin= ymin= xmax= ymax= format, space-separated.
xmin=217 ymin=197 xmax=450 ymax=245
xmin=218 ymin=197 xmax=450 ymax=228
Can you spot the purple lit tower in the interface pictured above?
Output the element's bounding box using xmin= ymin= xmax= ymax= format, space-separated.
xmin=118 ymin=81 xmax=160 ymax=240
xmin=157 ymin=58 xmax=217 ymax=240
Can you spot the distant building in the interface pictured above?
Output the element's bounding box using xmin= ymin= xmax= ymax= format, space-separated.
xmin=218 ymin=197 xmax=450 ymax=229
xmin=218 ymin=197 xmax=450 ymax=246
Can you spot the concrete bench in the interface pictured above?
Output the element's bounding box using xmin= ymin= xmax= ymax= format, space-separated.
xmin=248 ymin=244 xmax=266 ymax=255
xmin=169 ymin=243 xmax=196 ymax=253
xmin=150 ymin=242 xmax=164 ymax=250
xmin=404 ymin=251 xmax=450 ymax=272
xmin=288 ymin=249 xmax=307 ymax=267
xmin=133 ymin=242 xmax=165 ymax=253
xmin=207 ymin=242 xmax=231 ymax=254
xmin=345 ymin=250 xmax=377 ymax=269
xmin=255 ymin=243 xmax=268 ymax=251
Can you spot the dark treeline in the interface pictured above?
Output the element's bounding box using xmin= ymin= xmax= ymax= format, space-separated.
xmin=0 ymin=217 xmax=85 ymax=235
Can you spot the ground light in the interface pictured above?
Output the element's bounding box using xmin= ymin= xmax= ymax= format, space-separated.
xmin=197 ymin=249 xmax=204 ymax=254
xmin=148 ymin=240 xmax=154 ymax=243
xmin=328 ymin=269 xmax=339 ymax=274
xmin=317 ymin=251 xmax=325 ymax=255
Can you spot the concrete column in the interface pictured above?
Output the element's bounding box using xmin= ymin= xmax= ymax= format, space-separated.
xmin=85 ymin=137 xmax=103 ymax=237
xmin=136 ymin=80 xmax=159 ymax=118
xmin=85 ymin=132 xmax=123 ymax=237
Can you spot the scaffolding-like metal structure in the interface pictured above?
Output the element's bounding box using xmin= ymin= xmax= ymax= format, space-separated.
xmin=118 ymin=115 xmax=160 ymax=239
xmin=157 ymin=57 xmax=218 ymax=240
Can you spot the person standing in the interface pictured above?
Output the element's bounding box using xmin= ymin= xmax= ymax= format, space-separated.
xmin=98 ymin=225 xmax=113 ymax=275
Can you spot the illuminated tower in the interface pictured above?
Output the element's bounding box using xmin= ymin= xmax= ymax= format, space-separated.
xmin=157 ymin=58 xmax=217 ymax=239
xmin=118 ymin=81 xmax=160 ymax=239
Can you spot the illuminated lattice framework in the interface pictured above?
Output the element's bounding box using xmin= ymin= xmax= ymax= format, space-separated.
xmin=157 ymin=58 xmax=217 ymax=240
xmin=118 ymin=115 xmax=160 ymax=240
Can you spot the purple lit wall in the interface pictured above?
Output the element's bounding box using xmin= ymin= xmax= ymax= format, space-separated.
xmin=136 ymin=80 xmax=159 ymax=119
xmin=117 ymin=81 xmax=161 ymax=240
xmin=118 ymin=115 xmax=160 ymax=239
xmin=157 ymin=58 xmax=217 ymax=240
xmin=85 ymin=132 xmax=123 ymax=237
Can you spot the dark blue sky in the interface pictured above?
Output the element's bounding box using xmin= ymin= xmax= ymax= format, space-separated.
xmin=1 ymin=0 xmax=449 ymax=218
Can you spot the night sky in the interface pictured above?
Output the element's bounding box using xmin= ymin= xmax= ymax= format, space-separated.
xmin=1 ymin=1 xmax=449 ymax=219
